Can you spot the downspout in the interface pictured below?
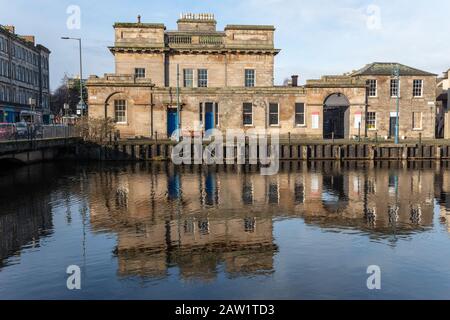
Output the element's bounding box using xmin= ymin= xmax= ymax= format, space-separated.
xmin=150 ymin=85 xmax=154 ymax=138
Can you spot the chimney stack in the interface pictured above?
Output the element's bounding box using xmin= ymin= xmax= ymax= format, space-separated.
xmin=291 ymin=75 xmax=299 ymax=87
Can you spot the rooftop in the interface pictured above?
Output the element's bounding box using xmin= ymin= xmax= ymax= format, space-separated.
xmin=351 ymin=62 xmax=436 ymax=77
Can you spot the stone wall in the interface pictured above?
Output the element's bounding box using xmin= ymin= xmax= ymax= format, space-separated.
xmin=354 ymin=75 xmax=436 ymax=139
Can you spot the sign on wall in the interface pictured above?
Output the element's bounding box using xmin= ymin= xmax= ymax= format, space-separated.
xmin=312 ymin=112 xmax=319 ymax=129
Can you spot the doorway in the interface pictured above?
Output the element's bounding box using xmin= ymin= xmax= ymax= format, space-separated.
xmin=323 ymin=93 xmax=350 ymax=139
xmin=167 ymin=108 xmax=178 ymax=138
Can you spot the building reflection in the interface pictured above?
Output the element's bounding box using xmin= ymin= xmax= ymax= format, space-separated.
xmin=88 ymin=161 xmax=443 ymax=281
xmin=0 ymin=164 xmax=55 ymax=267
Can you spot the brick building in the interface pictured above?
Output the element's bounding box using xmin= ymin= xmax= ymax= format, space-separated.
xmin=0 ymin=25 xmax=51 ymax=124
xmin=87 ymin=14 xmax=437 ymax=140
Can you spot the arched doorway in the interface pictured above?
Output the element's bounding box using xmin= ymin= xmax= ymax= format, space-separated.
xmin=323 ymin=93 xmax=350 ymax=139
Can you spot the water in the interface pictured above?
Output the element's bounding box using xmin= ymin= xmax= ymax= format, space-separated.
xmin=0 ymin=161 xmax=450 ymax=300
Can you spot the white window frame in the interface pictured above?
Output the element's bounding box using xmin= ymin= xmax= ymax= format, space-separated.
xmin=390 ymin=78 xmax=400 ymax=98
xmin=412 ymin=112 xmax=422 ymax=130
xmin=198 ymin=69 xmax=208 ymax=88
xmin=268 ymin=103 xmax=279 ymax=127
xmin=243 ymin=103 xmax=253 ymax=126
xmin=134 ymin=68 xmax=145 ymax=78
xmin=244 ymin=69 xmax=255 ymax=87
xmin=367 ymin=112 xmax=377 ymax=130
xmin=183 ymin=68 xmax=194 ymax=88
xmin=413 ymin=79 xmax=423 ymax=98
xmin=294 ymin=102 xmax=306 ymax=126
xmin=114 ymin=99 xmax=127 ymax=124
xmin=367 ymin=79 xmax=377 ymax=97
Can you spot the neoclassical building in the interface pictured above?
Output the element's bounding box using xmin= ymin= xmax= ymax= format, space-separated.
xmin=87 ymin=13 xmax=437 ymax=140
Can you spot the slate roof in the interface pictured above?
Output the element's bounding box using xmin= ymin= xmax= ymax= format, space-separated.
xmin=351 ymin=62 xmax=437 ymax=77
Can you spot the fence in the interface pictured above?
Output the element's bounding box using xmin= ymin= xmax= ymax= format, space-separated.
xmin=0 ymin=124 xmax=78 ymax=142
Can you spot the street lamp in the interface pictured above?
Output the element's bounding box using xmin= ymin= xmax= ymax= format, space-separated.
xmin=61 ymin=37 xmax=85 ymax=115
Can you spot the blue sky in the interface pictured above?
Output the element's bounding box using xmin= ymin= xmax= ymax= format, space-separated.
xmin=1 ymin=0 xmax=450 ymax=90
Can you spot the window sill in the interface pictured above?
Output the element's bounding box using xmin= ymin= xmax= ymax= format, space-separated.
xmin=295 ymin=124 xmax=307 ymax=128
xmin=116 ymin=122 xmax=128 ymax=125
xmin=412 ymin=128 xmax=423 ymax=131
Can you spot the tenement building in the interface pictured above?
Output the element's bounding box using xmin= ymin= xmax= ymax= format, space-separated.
xmin=0 ymin=25 xmax=51 ymax=123
xmin=87 ymin=14 xmax=438 ymax=140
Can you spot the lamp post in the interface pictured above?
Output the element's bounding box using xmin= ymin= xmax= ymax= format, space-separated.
xmin=61 ymin=37 xmax=85 ymax=115
xmin=393 ymin=65 xmax=400 ymax=144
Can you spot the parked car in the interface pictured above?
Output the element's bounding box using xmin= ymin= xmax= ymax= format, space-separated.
xmin=15 ymin=122 xmax=29 ymax=139
xmin=0 ymin=123 xmax=16 ymax=140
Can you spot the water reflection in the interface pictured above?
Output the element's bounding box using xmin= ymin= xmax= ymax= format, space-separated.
xmin=1 ymin=161 xmax=450 ymax=285
xmin=85 ymin=162 xmax=450 ymax=280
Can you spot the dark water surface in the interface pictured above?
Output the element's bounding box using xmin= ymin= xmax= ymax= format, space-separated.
xmin=0 ymin=161 xmax=450 ymax=299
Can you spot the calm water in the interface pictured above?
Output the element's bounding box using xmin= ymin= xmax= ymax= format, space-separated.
xmin=0 ymin=161 xmax=450 ymax=300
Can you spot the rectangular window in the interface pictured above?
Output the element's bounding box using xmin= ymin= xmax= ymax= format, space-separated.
xmin=243 ymin=103 xmax=253 ymax=126
xmin=134 ymin=68 xmax=145 ymax=78
xmin=413 ymin=79 xmax=423 ymax=97
xmin=269 ymin=103 xmax=279 ymax=126
xmin=367 ymin=112 xmax=376 ymax=130
xmin=367 ymin=79 xmax=377 ymax=97
xmin=412 ymin=112 xmax=422 ymax=129
xmin=295 ymin=103 xmax=305 ymax=126
xmin=390 ymin=79 xmax=399 ymax=97
xmin=183 ymin=69 xmax=193 ymax=87
xmin=245 ymin=69 xmax=255 ymax=87
xmin=198 ymin=69 xmax=208 ymax=87
xmin=215 ymin=103 xmax=219 ymax=127
xmin=114 ymin=100 xmax=127 ymax=123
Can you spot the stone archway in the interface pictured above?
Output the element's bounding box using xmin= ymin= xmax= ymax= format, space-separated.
xmin=323 ymin=93 xmax=350 ymax=139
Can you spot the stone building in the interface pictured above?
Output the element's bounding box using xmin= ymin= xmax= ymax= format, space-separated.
xmin=0 ymin=25 xmax=51 ymax=123
xmin=437 ymin=69 xmax=449 ymax=139
xmin=87 ymin=14 xmax=437 ymax=140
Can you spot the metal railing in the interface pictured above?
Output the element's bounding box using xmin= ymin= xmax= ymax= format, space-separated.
xmin=0 ymin=124 xmax=78 ymax=142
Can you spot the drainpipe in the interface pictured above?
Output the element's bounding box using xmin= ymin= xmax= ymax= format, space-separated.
xmin=150 ymin=85 xmax=154 ymax=139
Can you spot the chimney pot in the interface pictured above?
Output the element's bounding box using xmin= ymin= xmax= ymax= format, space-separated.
xmin=291 ymin=75 xmax=299 ymax=87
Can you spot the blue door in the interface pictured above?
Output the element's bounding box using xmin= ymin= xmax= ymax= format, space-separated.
xmin=205 ymin=112 xmax=214 ymax=132
xmin=167 ymin=109 xmax=178 ymax=138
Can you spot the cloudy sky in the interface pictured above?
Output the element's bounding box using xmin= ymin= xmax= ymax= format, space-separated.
xmin=1 ymin=0 xmax=449 ymax=90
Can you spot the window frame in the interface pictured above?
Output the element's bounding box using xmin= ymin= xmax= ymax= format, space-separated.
xmin=413 ymin=79 xmax=423 ymax=98
xmin=294 ymin=102 xmax=306 ymax=126
xmin=268 ymin=103 xmax=279 ymax=127
xmin=183 ymin=68 xmax=194 ymax=88
xmin=114 ymin=99 xmax=127 ymax=124
xmin=244 ymin=69 xmax=255 ymax=87
xmin=243 ymin=103 xmax=253 ymax=126
xmin=198 ymin=69 xmax=208 ymax=88
xmin=367 ymin=79 xmax=377 ymax=97
xmin=390 ymin=78 xmax=400 ymax=98
xmin=366 ymin=112 xmax=377 ymax=130
xmin=134 ymin=68 xmax=145 ymax=78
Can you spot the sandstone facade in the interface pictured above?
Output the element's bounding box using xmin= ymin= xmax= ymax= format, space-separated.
xmin=87 ymin=14 xmax=438 ymax=140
